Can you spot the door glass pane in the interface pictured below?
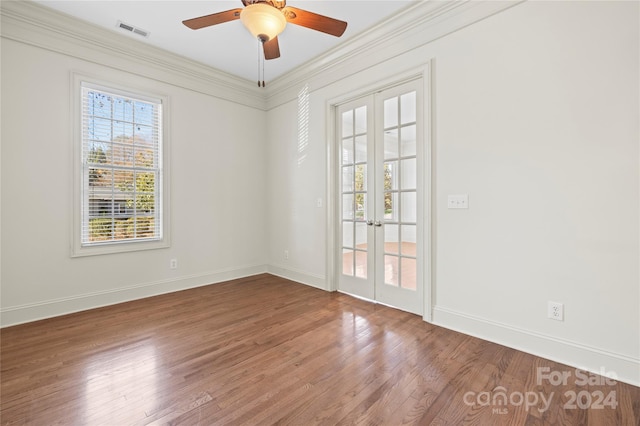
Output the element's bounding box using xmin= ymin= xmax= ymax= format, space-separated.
xmin=355 ymin=106 xmax=367 ymax=134
xmin=384 ymin=161 xmax=398 ymax=191
xmin=342 ymin=194 xmax=354 ymax=220
xmin=400 ymin=158 xmax=416 ymax=190
xmin=342 ymin=221 xmax=354 ymax=248
xmin=384 ymin=224 xmax=399 ymax=254
xmin=384 ymin=98 xmax=398 ymax=128
xmin=400 ymin=125 xmax=416 ymax=157
xmin=384 ymin=129 xmax=398 ymax=159
xmin=342 ymin=166 xmax=354 ymax=192
xmin=342 ymin=138 xmax=354 ymax=164
xmin=354 ymin=164 xmax=366 ymax=191
xmin=355 ymin=135 xmax=367 ymax=163
xmin=384 ymin=255 xmax=399 ymax=286
xmin=341 ymin=106 xmax=370 ymax=280
xmin=400 ymin=257 xmax=417 ymax=290
xmin=400 ymin=92 xmax=416 ymax=124
xmin=355 ymin=193 xmax=366 ymax=220
xmin=342 ymin=111 xmax=353 ymax=137
xmin=355 ymin=250 xmax=367 ymax=279
xmin=400 ymin=225 xmax=417 ymax=255
xmin=401 ymin=192 xmax=416 ymax=223
xmin=384 ymin=192 xmax=398 ymax=222
xmin=342 ymin=249 xmax=354 ymax=276
xmin=355 ymin=222 xmax=368 ymax=249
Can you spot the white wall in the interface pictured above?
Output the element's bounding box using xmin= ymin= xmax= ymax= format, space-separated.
xmin=266 ymin=88 xmax=329 ymax=287
xmin=433 ymin=0 xmax=638 ymax=386
xmin=1 ymin=36 xmax=268 ymax=324
xmin=265 ymin=1 xmax=639 ymax=385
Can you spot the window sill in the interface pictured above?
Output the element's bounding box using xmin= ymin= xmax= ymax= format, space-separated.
xmin=71 ymin=238 xmax=170 ymax=257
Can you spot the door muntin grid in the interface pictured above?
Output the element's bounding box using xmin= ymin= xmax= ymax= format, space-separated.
xmin=341 ymin=106 xmax=369 ymax=279
xmin=381 ymin=91 xmax=417 ymax=290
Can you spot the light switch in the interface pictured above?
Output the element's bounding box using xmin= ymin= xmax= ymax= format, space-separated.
xmin=448 ymin=194 xmax=469 ymax=209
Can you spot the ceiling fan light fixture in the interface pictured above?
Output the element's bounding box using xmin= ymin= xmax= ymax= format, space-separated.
xmin=240 ymin=3 xmax=286 ymax=42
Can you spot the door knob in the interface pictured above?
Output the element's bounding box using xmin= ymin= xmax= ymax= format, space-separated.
xmin=374 ymin=220 xmax=383 ymax=227
xmin=366 ymin=220 xmax=374 ymax=226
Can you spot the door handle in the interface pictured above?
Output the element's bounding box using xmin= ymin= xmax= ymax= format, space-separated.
xmin=374 ymin=220 xmax=383 ymax=227
xmin=366 ymin=220 xmax=374 ymax=226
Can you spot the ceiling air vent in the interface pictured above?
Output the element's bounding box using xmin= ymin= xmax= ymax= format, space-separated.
xmin=116 ymin=21 xmax=149 ymax=38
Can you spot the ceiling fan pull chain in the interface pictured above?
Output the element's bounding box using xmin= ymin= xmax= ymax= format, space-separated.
xmin=257 ymin=39 xmax=261 ymax=87
xmin=256 ymin=38 xmax=266 ymax=88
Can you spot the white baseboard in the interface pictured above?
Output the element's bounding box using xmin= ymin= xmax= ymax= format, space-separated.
xmin=0 ymin=264 xmax=268 ymax=327
xmin=266 ymin=264 xmax=327 ymax=291
xmin=432 ymin=305 xmax=640 ymax=387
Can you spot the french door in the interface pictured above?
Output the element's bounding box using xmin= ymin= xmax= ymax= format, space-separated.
xmin=337 ymin=79 xmax=425 ymax=315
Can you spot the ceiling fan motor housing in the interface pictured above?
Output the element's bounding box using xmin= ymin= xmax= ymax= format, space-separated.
xmin=242 ymin=0 xmax=287 ymax=9
xmin=240 ymin=3 xmax=287 ymax=42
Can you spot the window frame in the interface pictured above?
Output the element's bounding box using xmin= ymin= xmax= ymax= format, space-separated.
xmin=71 ymin=73 xmax=170 ymax=257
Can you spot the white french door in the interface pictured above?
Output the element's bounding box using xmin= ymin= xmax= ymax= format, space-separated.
xmin=337 ymin=79 xmax=425 ymax=315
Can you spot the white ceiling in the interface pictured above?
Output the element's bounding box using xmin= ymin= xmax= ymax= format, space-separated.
xmin=33 ymin=0 xmax=416 ymax=83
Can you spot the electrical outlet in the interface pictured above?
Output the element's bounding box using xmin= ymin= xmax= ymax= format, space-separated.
xmin=284 ymin=250 xmax=289 ymax=260
xmin=548 ymin=301 xmax=564 ymax=321
xmin=170 ymin=258 xmax=178 ymax=269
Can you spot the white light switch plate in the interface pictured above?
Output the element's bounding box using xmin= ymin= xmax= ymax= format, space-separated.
xmin=448 ymin=194 xmax=469 ymax=209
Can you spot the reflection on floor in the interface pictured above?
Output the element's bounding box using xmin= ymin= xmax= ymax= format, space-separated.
xmin=342 ymin=242 xmax=417 ymax=290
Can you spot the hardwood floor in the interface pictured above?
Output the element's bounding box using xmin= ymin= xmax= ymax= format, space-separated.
xmin=1 ymin=274 xmax=639 ymax=425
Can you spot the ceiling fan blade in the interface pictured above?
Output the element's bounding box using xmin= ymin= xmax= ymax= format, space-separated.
xmin=182 ymin=8 xmax=243 ymax=30
xmin=263 ymin=37 xmax=281 ymax=60
xmin=283 ymin=6 xmax=347 ymax=37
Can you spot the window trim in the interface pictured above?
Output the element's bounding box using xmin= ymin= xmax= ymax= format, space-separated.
xmin=71 ymin=73 xmax=170 ymax=257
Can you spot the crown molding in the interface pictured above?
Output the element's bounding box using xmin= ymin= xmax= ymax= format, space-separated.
xmin=1 ymin=0 xmax=267 ymax=110
xmin=264 ymin=0 xmax=525 ymax=109
xmin=1 ymin=0 xmax=524 ymax=111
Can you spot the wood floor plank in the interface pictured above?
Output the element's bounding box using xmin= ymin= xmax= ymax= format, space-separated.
xmin=2 ymin=274 xmax=639 ymax=425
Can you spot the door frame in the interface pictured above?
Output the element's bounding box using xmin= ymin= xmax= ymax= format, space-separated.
xmin=325 ymin=61 xmax=434 ymax=322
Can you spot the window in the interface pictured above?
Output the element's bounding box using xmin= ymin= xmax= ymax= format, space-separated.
xmin=73 ymin=77 xmax=169 ymax=256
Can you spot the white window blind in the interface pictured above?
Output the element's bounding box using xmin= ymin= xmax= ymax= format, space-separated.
xmin=81 ymin=83 xmax=163 ymax=246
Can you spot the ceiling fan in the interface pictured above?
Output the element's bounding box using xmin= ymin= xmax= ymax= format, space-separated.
xmin=182 ymin=0 xmax=348 ymax=61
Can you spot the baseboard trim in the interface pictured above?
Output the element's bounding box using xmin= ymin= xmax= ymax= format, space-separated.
xmin=0 ymin=264 xmax=268 ymax=327
xmin=266 ymin=265 xmax=327 ymax=291
xmin=432 ymin=305 xmax=640 ymax=387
